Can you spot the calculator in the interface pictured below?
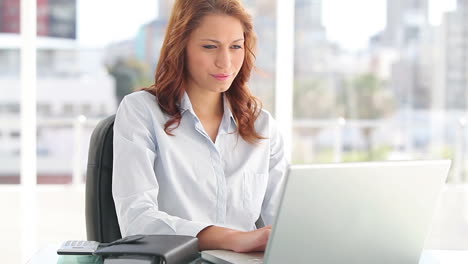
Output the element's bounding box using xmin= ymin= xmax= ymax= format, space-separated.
xmin=57 ymin=240 xmax=101 ymax=255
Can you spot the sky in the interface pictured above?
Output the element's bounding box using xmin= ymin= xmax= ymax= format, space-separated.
xmin=322 ymin=0 xmax=456 ymax=50
xmin=77 ymin=0 xmax=457 ymax=50
xmin=77 ymin=0 xmax=158 ymax=47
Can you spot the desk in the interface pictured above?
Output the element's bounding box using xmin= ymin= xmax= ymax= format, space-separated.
xmin=27 ymin=244 xmax=210 ymax=264
xmin=27 ymin=245 xmax=468 ymax=264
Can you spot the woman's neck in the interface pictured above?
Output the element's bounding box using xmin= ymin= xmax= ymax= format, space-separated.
xmin=185 ymin=87 xmax=223 ymax=119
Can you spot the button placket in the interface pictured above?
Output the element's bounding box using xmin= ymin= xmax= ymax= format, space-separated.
xmin=211 ymin=146 xmax=227 ymax=224
xmin=192 ymin=114 xmax=228 ymax=224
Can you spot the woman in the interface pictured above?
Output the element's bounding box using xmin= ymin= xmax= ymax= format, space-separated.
xmin=112 ymin=0 xmax=287 ymax=253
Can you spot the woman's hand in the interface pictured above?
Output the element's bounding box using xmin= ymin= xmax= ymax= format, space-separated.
xmin=227 ymin=225 xmax=272 ymax=252
xmin=197 ymin=225 xmax=272 ymax=253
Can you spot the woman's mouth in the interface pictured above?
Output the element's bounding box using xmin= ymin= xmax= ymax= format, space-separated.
xmin=211 ymin=74 xmax=231 ymax=81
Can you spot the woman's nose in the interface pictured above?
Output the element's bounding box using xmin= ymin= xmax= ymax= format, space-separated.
xmin=215 ymin=49 xmax=231 ymax=69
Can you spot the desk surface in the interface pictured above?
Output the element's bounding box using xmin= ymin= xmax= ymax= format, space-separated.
xmin=27 ymin=244 xmax=209 ymax=264
xmin=27 ymin=245 xmax=468 ymax=264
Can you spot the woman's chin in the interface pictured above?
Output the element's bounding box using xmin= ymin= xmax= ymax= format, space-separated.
xmin=208 ymin=85 xmax=231 ymax=93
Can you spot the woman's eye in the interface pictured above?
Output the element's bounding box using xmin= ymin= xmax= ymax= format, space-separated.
xmin=231 ymin=45 xmax=243 ymax=49
xmin=203 ymin=45 xmax=217 ymax=49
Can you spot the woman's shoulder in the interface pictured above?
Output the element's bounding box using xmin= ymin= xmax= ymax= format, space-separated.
xmin=120 ymin=90 xmax=162 ymax=113
xmin=254 ymin=108 xmax=277 ymax=134
xmin=117 ymin=90 xmax=167 ymax=123
xmin=257 ymin=107 xmax=276 ymax=123
xmin=122 ymin=90 xmax=157 ymax=106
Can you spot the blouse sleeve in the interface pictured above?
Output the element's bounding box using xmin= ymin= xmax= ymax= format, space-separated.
xmin=260 ymin=114 xmax=288 ymax=226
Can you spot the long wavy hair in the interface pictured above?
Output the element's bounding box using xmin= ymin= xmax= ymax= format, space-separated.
xmin=143 ymin=0 xmax=264 ymax=144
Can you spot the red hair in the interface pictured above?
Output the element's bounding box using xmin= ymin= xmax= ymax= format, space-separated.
xmin=142 ymin=0 xmax=264 ymax=144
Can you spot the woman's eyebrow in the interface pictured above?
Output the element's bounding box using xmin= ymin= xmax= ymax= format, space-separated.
xmin=200 ymin=38 xmax=245 ymax=43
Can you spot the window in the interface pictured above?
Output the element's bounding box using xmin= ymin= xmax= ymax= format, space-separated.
xmin=37 ymin=103 xmax=52 ymax=116
xmin=4 ymin=2 xmax=468 ymax=263
xmin=6 ymin=103 xmax=20 ymax=114
xmin=291 ymin=0 xmax=468 ymax=174
xmin=0 ymin=50 xmax=20 ymax=76
xmin=10 ymin=131 xmax=20 ymax=138
xmin=80 ymin=103 xmax=92 ymax=116
xmin=62 ymin=103 xmax=74 ymax=116
xmin=97 ymin=103 xmax=106 ymax=116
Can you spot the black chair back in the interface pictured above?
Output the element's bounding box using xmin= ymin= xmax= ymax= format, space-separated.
xmin=85 ymin=115 xmax=122 ymax=242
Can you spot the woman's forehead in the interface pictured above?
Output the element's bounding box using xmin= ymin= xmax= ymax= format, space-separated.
xmin=191 ymin=14 xmax=244 ymax=41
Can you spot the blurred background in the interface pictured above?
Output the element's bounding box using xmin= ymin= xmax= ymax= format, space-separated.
xmin=1 ymin=0 xmax=468 ymax=263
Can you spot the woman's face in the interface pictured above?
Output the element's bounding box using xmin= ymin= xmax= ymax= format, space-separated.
xmin=185 ymin=14 xmax=245 ymax=95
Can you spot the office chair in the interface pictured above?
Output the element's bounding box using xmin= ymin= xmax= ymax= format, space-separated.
xmin=85 ymin=114 xmax=122 ymax=243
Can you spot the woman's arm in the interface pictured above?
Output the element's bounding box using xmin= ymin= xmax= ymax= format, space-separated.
xmin=197 ymin=225 xmax=272 ymax=252
xmin=260 ymin=113 xmax=288 ymax=225
xmin=113 ymin=95 xmax=210 ymax=237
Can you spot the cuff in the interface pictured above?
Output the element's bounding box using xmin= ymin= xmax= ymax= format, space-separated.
xmin=177 ymin=221 xmax=212 ymax=237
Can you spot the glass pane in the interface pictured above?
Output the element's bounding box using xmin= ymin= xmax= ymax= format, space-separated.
xmin=1 ymin=2 xmax=27 ymax=263
xmin=244 ymin=0 xmax=277 ymax=113
xmin=292 ymin=0 xmax=467 ymax=250
xmin=0 ymin=0 xmax=21 ymax=184
xmin=34 ymin=0 xmax=277 ymax=186
xmin=35 ymin=0 xmax=101 ymax=185
xmin=292 ymin=0 xmax=468 ymax=180
xmin=35 ymin=0 xmax=158 ymax=261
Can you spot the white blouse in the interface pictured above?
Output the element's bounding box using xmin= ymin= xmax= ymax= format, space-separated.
xmin=112 ymin=90 xmax=287 ymax=237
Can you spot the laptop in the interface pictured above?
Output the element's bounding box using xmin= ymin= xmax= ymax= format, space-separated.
xmin=201 ymin=160 xmax=451 ymax=264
